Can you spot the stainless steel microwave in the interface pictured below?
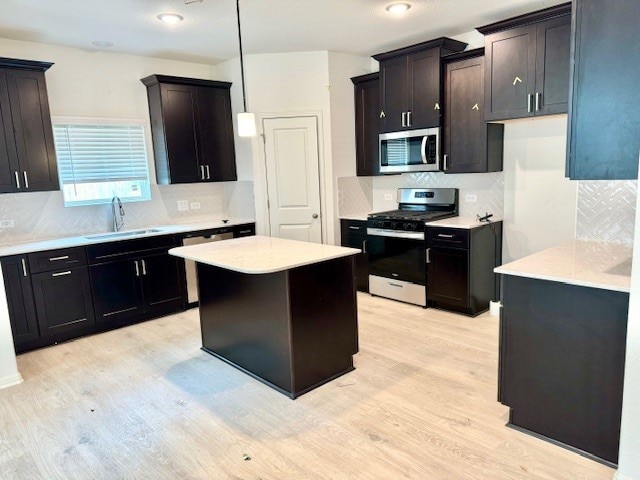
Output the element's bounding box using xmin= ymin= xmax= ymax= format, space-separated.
xmin=379 ymin=128 xmax=440 ymax=173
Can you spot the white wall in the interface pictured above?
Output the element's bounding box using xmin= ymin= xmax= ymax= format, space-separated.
xmin=616 ymin=159 xmax=640 ymax=480
xmin=502 ymin=116 xmax=577 ymax=263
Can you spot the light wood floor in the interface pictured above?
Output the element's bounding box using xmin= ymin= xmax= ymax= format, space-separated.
xmin=0 ymin=293 xmax=615 ymax=480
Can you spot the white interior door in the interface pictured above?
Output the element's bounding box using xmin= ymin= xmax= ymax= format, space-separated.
xmin=263 ymin=116 xmax=322 ymax=243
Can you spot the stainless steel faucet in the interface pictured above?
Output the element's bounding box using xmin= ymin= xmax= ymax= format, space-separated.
xmin=111 ymin=196 xmax=125 ymax=231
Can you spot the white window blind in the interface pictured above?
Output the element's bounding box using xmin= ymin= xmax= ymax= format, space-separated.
xmin=53 ymin=123 xmax=151 ymax=206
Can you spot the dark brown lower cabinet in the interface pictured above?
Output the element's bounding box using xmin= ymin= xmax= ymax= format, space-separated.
xmin=0 ymin=255 xmax=39 ymax=352
xmin=340 ymin=219 xmax=368 ymax=292
xmin=499 ymin=275 xmax=628 ymax=465
xmin=31 ymin=267 xmax=95 ymax=337
xmin=90 ymin=258 xmax=145 ymax=324
xmin=426 ymin=222 xmax=502 ymax=316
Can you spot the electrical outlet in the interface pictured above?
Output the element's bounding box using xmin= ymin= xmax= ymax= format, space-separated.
xmin=190 ymin=202 xmax=201 ymax=210
xmin=384 ymin=193 xmax=393 ymax=201
xmin=177 ymin=200 xmax=189 ymax=211
xmin=465 ymin=194 xmax=478 ymax=203
xmin=0 ymin=219 xmax=15 ymax=228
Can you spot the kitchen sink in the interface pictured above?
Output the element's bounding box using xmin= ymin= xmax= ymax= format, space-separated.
xmin=85 ymin=228 xmax=163 ymax=240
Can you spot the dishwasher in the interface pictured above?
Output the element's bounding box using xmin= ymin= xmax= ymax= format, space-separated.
xmin=183 ymin=232 xmax=234 ymax=306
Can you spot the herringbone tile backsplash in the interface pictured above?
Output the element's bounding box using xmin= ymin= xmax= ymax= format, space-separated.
xmin=0 ymin=181 xmax=255 ymax=245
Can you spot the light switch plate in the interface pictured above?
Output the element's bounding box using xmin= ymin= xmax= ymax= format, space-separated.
xmin=177 ymin=200 xmax=189 ymax=211
xmin=190 ymin=202 xmax=201 ymax=210
xmin=0 ymin=219 xmax=15 ymax=228
xmin=384 ymin=193 xmax=393 ymax=201
xmin=465 ymin=194 xmax=478 ymax=203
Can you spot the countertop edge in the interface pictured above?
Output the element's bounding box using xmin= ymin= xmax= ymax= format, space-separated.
xmin=493 ymin=267 xmax=631 ymax=293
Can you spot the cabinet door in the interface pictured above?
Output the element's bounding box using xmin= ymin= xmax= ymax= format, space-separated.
xmin=140 ymin=252 xmax=185 ymax=316
xmin=379 ymin=56 xmax=407 ymax=133
xmin=408 ymin=49 xmax=441 ymax=128
xmin=354 ymin=76 xmax=381 ymax=176
xmin=160 ymin=83 xmax=202 ymax=183
xmin=445 ymin=57 xmax=485 ymax=173
xmin=90 ymin=259 xmax=144 ymax=324
xmin=567 ymin=0 xmax=640 ymax=180
xmin=196 ymin=87 xmax=237 ymax=182
xmin=427 ymin=247 xmax=469 ymax=309
xmin=31 ymin=267 xmax=95 ymax=337
xmin=0 ymin=70 xmax=20 ymax=193
xmin=5 ymin=68 xmax=59 ymax=192
xmin=484 ymin=25 xmax=537 ymax=121
xmin=535 ymin=15 xmax=571 ymax=115
xmin=0 ymin=256 xmax=39 ymax=350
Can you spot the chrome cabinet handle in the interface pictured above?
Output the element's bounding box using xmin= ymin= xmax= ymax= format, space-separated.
xmin=52 ymin=271 xmax=72 ymax=277
xmin=134 ymin=260 xmax=140 ymax=277
xmin=205 ymin=165 xmax=211 ymax=180
xmin=141 ymin=259 xmax=147 ymax=276
xmin=49 ymin=255 xmax=70 ymax=261
xmin=14 ymin=172 xmax=20 ymax=189
xmin=238 ymin=229 xmax=252 ymax=234
xmin=21 ymin=258 xmax=27 ymax=277
xmin=401 ymin=112 xmax=407 ymax=127
xmin=362 ymin=239 xmax=367 ymax=254
xmin=426 ymin=248 xmax=431 ymax=264
xmin=535 ymin=92 xmax=541 ymax=111
xmin=348 ymin=226 xmax=361 ymax=230
xmin=23 ymin=171 xmax=29 ymax=189
xmin=443 ymin=154 xmax=449 ymax=171
xmin=437 ymin=233 xmax=455 ymax=238
xmin=200 ymin=165 xmax=205 ymax=180
xmin=527 ymin=94 xmax=533 ymax=113
xmin=407 ymin=111 xmax=412 ymax=127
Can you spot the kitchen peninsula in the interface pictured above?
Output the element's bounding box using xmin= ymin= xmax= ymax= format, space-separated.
xmin=169 ymin=235 xmax=360 ymax=399
xmin=495 ymin=240 xmax=632 ymax=465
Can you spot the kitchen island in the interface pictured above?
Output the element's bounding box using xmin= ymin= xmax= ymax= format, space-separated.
xmin=495 ymin=240 xmax=632 ymax=465
xmin=169 ymin=235 xmax=360 ymax=399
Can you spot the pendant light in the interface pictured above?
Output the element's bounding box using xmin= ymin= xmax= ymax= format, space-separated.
xmin=236 ymin=0 xmax=256 ymax=137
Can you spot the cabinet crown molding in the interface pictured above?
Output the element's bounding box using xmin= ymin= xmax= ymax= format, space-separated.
xmin=372 ymin=37 xmax=467 ymax=62
xmin=140 ymin=74 xmax=232 ymax=89
xmin=476 ymin=2 xmax=571 ymax=35
xmin=0 ymin=57 xmax=53 ymax=72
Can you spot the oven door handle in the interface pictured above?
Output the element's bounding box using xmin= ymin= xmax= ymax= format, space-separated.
xmin=367 ymin=228 xmax=425 ymax=241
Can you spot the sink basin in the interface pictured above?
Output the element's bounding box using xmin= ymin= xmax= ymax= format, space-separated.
xmin=85 ymin=228 xmax=163 ymax=240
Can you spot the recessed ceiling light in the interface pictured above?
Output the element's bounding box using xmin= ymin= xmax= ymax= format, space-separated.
xmin=386 ymin=3 xmax=411 ymax=14
xmin=157 ymin=13 xmax=184 ymax=24
xmin=91 ymin=40 xmax=114 ymax=48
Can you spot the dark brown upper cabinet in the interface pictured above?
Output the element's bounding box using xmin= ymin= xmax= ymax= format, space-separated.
xmin=141 ymin=75 xmax=237 ymax=184
xmin=443 ymin=49 xmax=504 ymax=174
xmin=0 ymin=58 xmax=59 ymax=193
xmin=351 ymin=72 xmax=381 ymax=176
xmin=478 ymin=3 xmax=571 ymax=121
xmin=566 ymin=0 xmax=640 ymax=180
xmin=373 ymin=38 xmax=467 ymax=133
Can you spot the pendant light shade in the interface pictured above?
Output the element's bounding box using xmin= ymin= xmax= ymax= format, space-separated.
xmin=238 ymin=112 xmax=256 ymax=137
xmin=236 ymin=0 xmax=256 ymax=137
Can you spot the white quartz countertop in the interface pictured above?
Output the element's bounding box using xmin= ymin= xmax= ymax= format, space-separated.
xmin=494 ymin=240 xmax=633 ymax=292
xmin=169 ymin=235 xmax=361 ymax=274
xmin=339 ymin=214 xmax=370 ymax=222
xmin=427 ymin=216 xmax=502 ymax=229
xmin=0 ymin=218 xmax=255 ymax=256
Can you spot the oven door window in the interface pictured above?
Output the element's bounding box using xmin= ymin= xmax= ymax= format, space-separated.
xmin=367 ymin=235 xmax=426 ymax=285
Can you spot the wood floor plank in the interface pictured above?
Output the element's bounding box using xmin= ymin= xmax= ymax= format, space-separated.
xmin=0 ymin=293 xmax=615 ymax=479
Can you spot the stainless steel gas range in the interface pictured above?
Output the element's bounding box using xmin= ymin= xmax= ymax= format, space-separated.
xmin=367 ymin=188 xmax=458 ymax=306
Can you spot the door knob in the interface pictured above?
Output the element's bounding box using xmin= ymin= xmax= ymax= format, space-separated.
xmin=312 ymin=213 xmax=319 ymax=219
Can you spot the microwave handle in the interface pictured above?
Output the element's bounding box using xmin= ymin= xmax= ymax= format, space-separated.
xmin=421 ymin=135 xmax=428 ymax=164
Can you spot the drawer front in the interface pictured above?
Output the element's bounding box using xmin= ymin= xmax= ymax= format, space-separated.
xmin=233 ymin=224 xmax=256 ymax=237
xmin=183 ymin=227 xmax=234 ymax=238
xmin=426 ymin=228 xmax=469 ymax=249
xmin=87 ymin=235 xmax=178 ymax=265
xmin=341 ymin=219 xmax=368 ymax=246
xmin=28 ymin=247 xmax=87 ymax=273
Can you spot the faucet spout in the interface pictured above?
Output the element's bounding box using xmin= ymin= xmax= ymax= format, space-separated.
xmin=111 ymin=196 xmax=125 ymax=232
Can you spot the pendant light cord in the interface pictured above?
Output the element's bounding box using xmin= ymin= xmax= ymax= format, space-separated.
xmin=236 ymin=0 xmax=248 ymax=113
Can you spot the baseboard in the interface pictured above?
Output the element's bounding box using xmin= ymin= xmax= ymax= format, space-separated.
xmin=0 ymin=373 xmax=23 ymax=390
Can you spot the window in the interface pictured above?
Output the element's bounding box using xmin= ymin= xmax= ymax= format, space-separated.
xmin=53 ymin=120 xmax=151 ymax=206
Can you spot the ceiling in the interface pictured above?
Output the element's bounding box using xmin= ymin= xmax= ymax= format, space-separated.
xmin=0 ymin=0 xmax=566 ymax=65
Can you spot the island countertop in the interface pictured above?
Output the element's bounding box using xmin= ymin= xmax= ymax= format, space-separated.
xmin=169 ymin=235 xmax=361 ymax=274
xmin=494 ymin=240 xmax=632 ymax=293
